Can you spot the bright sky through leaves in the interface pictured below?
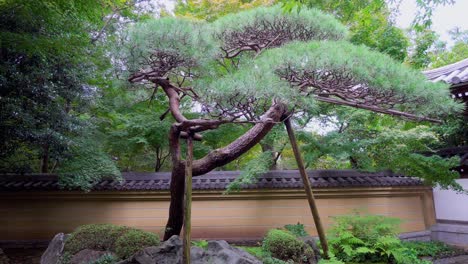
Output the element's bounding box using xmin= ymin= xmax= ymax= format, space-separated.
xmin=158 ymin=0 xmax=468 ymax=44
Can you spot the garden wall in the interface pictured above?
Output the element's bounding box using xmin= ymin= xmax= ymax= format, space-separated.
xmin=432 ymin=179 xmax=468 ymax=247
xmin=0 ymin=171 xmax=435 ymax=244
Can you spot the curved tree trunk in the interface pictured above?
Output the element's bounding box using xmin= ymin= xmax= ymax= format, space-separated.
xmin=163 ymin=103 xmax=287 ymax=240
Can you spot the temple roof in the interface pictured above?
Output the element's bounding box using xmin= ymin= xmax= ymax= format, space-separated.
xmin=424 ymin=58 xmax=468 ymax=85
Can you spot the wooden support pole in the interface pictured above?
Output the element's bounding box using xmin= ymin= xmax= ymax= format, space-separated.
xmin=183 ymin=135 xmax=193 ymax=264
xmin=284 ymin=118 xmax=329 ymax=259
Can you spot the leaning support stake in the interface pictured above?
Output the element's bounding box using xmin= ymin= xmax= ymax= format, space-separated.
xmin=284 ymin=118 xmax=329 ymax=259
xmin=183 ymin=134 xmax=193 ymax=264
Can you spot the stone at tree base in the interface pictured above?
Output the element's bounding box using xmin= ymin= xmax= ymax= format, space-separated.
xmin=70 ymin=249 xmax=115 ymax=264
xmin=0 ymin=249 xmax=10 ymax=264
xmin=117 ymin=235 xmax=261 ymax=264
xmin=191 ymin=240 xmax=261 ymax=264
xmin=117 ymin=235 xmax=183 ymax=264
xmin=41 ymin=233 xmax=67 ymax=264
xmin=298 ymin=236 xmax=320 ymax=263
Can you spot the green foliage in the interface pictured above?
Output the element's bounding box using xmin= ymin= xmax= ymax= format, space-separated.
xmin=263 ymin=229 xmax=313 ymax=263
xmin=207 ymin=40 xmax=459 ymax=118
xmin=429 ymin=28 xmax=468 ymax=68
xmin=175 ymin=0 xmax=276 ymax=22
xmin=192 ymin=240 xmax=209 ymax=249
xmin=407 ymin=29 xmax=439 ymax=69
xmin=317 ymin=258 xmax=345 ymax=264
xmin=284 ymin=223 xmax=309 ymax=237
xmin=237 ymin=246 xmax=292 ymax=264
xmin=225 ymin=151 xmax=274 ymax=193
xmin=114 ymin=229 xmax=160 ymax=259
xmin=63 ymin=224 xmax=160 ymax=260
xmin=281 ymin=0 xmax=410 ymax=62
xmin=123 ymin=17 xmax=209 ymax=79
xmin=64 ymin=224 xmax=129 ymax=255
xmin=297 ymin=108 xmax=464 ymax=193
xmin=89 ymin=254 xmax=119 ymax=264
xmin=207 ymin=5 xmax=348 ymax=44
xmin=57 ymin=138 xmax=121 ymax=191
xmin=402 ymin=240 xmax=460 ymax=259
xmin=327 ymin=213 xmax=429 ymax=264
xmin=96 ymin=87 xmax=173 ymax=172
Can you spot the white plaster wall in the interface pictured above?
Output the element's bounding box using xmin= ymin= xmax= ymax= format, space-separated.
xmin=433 ymin=179 xmax=468 ymax=221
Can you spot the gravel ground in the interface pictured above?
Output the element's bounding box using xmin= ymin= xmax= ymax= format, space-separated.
xmin=433 ymin=255 xmax=468 ymax=264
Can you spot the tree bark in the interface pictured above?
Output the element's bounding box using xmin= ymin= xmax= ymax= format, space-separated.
xmin=260 ymin=142 xmax=278 ymax=170
xmin=40 ymin=143 xmax=49 ymax=173
xmin=163 ymin=103 xmax=288 ymax=239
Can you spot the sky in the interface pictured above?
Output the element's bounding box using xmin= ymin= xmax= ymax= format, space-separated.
xmin=395 ymin=0 xmax=468 ymax=44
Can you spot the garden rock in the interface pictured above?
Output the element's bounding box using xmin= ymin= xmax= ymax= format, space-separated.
xmin=41 ymin=233 xmax=67 ymax=264
xmin=117 ymin=235 xmax=183 ymax=264
xmin=191 ymin=240 xmax=261 ymax=264
xmin=118 ymin=236 xmax=261 ymax=264
xmin=70 ymin=249 xmax=115 ymax=264
xmin=299 ymin=236 xmax=319 ymax=263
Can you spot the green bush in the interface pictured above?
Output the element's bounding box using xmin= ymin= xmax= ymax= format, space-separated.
xmin=64 ymin=224 xmax=129 ymax=254
xmin=284 ymin=223 xmax=309 ymax=237
xmin=63 ymin=224 xmax=160 ymax=261
xmin=263 ymin=229 xmax=313 ymax=263
xmin=114 ymin=229 xmax=160 ymax=259
xmin=327 ymin=213 xmax=429 ymax=264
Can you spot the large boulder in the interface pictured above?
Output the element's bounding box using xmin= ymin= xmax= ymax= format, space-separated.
xmin=118 ymin=236 xmax=261 ymax=264
xmin=41 ymin=233 xmax=68 ymax=264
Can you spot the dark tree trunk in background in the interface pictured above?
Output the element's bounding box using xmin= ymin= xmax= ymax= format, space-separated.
xmin=260 ymin=142 xmax=278 ymax=170
xmin=41 ymin=144 xmax=49 ymax=173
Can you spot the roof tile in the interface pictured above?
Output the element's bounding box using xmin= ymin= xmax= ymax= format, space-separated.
xmin=0 ymin=170 xmax=424 ymax=192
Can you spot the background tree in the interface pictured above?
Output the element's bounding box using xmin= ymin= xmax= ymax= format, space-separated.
xmin=175 ymin=0 xmax=276 ymax=21
xmin=0 ymin=0 xmax=151 ymax=185
xmin=122 ymin=5 xmax=460 ymax=239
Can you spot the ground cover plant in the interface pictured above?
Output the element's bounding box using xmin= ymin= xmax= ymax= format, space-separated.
xmin=61 ymin=224 xmax=160 ymax=263
xmin=402 ymin=240 xmax=464 ymax=259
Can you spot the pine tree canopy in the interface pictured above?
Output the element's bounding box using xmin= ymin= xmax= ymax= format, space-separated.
xmin=124 ymin=5 xmax=462 ymax=122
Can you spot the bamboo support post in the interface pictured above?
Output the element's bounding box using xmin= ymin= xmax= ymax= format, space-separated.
xmin=183 ymin=135 xmax=193 ymax=264
xmin=284 ymin=118 xmax=329 ymax=259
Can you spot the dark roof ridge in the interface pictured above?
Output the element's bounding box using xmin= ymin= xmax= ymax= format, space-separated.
xmin=0 ymin=170 xmax=423 ymax=192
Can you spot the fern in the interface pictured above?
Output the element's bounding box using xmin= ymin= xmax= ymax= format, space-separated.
xmin=327 ymin=213 xmax=427 ymax=264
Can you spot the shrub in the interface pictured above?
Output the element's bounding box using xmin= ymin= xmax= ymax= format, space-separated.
xmin=114 ymin=229 xmax=160 ymax=259
xmin=64 ymin=224 xmax=129 ymax=254
xmin=263 ymin=229 xmax=313 ymax=263
xmin=284 ymin=223 xmax=309 ymax=237
xmin=63 ymin=224 xmax=160 ymax=261
xmin=327 ymin=213 xmax=429 ymax=264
